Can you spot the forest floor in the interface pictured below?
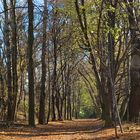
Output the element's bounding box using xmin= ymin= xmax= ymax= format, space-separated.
xmin=0 ymin=119 xmax=140 ymax=140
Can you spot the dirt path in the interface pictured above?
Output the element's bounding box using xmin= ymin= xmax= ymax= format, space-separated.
xmin=0 ymin=119 xmax=140 ymax=140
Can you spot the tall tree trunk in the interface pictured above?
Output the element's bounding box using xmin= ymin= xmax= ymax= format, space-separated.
xmin=39 ymin=0 xmax=48 ymax=125
xmin=28 ymin=0 xmax=35 ymax=126
xmin=106 ymin=0 xmax=117 ymax=126
xmin=51 ymin=39 xmax=57 ymax=120
xmin=106 ymin=0 xmax=123 ymax=134
xmin=125 ymin=0 xmax=140 ymax=122
xmin=51 ymin=10 xmax=58 ymax=120
xmin=9 ymin=0 xmax=18 ymax=122
xmin=0 ymin=45 xmax=4 ymax=110
xmin=46 ymin=43 xmax=51 ymax=123
xmin=3 ymin=0 xmax=12 ymax=122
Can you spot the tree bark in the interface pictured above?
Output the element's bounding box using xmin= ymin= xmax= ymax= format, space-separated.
xmin=125 ymin=0 xmax=140 ymax=122
xmin=10 ymin=0 xmax=18 ymax=122
xmin=39 ymin=0 xmax=48 ymax=125
xmin=27 ymin=0 xmax=35 ymax=126
xmin=3 ymin=0 xmax=12 ymax=122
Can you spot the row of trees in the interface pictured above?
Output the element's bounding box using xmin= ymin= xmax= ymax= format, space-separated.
xmin=0 ymin=0 xmax=92 ymax=126
xmin=0 ymin=0 xmax=139 ymax=128
xmin=74 ymin=0 xmax=140 ymax=126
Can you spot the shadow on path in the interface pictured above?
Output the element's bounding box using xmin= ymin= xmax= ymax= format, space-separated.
xmin=0 ymin=119 xmax=104 ymax=138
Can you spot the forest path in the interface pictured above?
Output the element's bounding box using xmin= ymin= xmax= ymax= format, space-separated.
xmin=0 ymin=119 xmax=140 ymax=140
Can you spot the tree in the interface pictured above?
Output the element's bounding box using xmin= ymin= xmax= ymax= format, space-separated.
xmin=27 ymin=0 xmax=35 ymax=126
xmin=9 ymin=0 xmax=18 ymax=122
xmin=3 ymin=0 xmax=12 ymax=122
xmin=125 ymin=0 xmax=140 ymax=122
xmin=74 ymin=0 xmax=125 ymax=130
xmin=39 ymin=0 xmax=48 ymax=124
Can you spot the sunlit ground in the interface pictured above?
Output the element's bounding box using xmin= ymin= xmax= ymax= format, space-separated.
xmin=0 ymin=119 xmax=140 ymax=140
